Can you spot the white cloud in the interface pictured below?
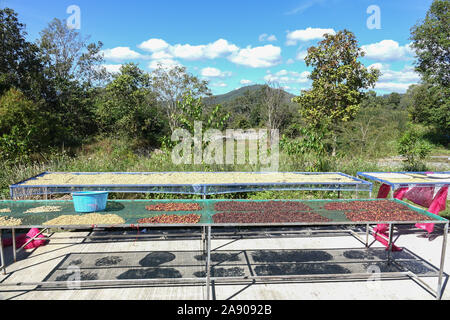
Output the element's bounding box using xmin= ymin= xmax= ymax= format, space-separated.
xmin=285 ymin=0 xmax=326 ymax=15
xmin=102 ymin=64 xmax=122 ymax=73
xmin=102 ymin=47 xmax=142 ymax=61
xmin=138 ymin=38 xmax=170 ymax=52
xmin=171 ymin=44 xmax=206 ymax=60
xmin=264 ymin=69 xmax=311 ymax=84
xmin=296 ymin=50 xmax=308 ymax=61
xmin=151 ymin=51 xmax=173 ymax=60
xmin=149 ymin=59 xmax=181 ymax=70
xmin=368 ymin=63 xmax=421 ymax=83
xmin=362 ymin=40 xmax=414 ymax=61
xmin=200 ymin=67 xmax=232 ymax=78
xmin=259 ymin=34 xmax=277 ymax=42
xmin=240 ymin=79 xmax=253 ymax=85
xmin=368 ymin=63 xmax=420 ymax=93
xmin=212 ymin=82 xmax=228 ymax=88
xmin=141 ymin=38 xmax=239 ymax=61
xmin=229 ymin=45 xmax=282 ymax=68
xmin=374 ymin=82 xmax=415 ymax=93
xmin=286 ymin=58 xmax=295 ymax=65
xmin=203 ymin=39 xmax=239 ymax=59
xmin=286 ymin=27 xmax=336 ymax=45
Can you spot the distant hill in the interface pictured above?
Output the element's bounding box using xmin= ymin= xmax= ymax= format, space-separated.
xmin=204 ymin=85 xmax=296 ymax=106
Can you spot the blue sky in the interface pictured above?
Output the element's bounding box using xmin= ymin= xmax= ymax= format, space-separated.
xmin=2 ymin=0 xmax=434 ymax=95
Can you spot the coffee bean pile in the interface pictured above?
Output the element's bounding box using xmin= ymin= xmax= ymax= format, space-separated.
xmin=212 ymin=211 xmax=330 ymax=224
xmin=138 ymin=214 xmax=201 ymax=224
xmin=323 ymin=200 xmax=412 ymax=212
xmin=0 ymin=216 xmax=22 ymax=226
xmin=145 ymin=203 xmax=202 ymax=211
xmin=214 ymin=201 xmax=312 ymax=212
xmin=344 ymin=209 xmax=434 ymax=222
xmin=24 ymin=206 xmax=62 ymax=214
xmin=44 ymin=214 xmax=125 ymax=226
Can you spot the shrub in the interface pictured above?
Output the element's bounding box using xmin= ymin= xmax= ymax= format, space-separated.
xmin=397 ymin=128 xmax=432 ymax=171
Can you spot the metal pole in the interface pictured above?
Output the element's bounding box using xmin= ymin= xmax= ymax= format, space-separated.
xmin=16 ymin=228 xmax=47 ymax=254
xmin=206 ymin=226 xmax=212 ymax=300
xmin=387 ymin=224 xmax=393 ymax=265
xmin=437 ymin=222 xmax=448 ymax=300
xmin=202 ymin=194 xmax=207 ymax=253
xmin=0 ymin=229 xmax=5 ymax=275
xmin=202 ymin=227 xmax=206 ymax=253
xmin=366 ymin=224 xmax=370 ymax=248
xmin=12 ymin=228 xmax=16 ymax=262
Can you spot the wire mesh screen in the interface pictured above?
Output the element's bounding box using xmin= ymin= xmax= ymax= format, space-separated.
xmin=358 ymin=171 xmax=450 ymax=189
xmin=10 ymin=172 xmax=373 ymax=199
xmin=0 ymin=199 xmax=446 ymax=229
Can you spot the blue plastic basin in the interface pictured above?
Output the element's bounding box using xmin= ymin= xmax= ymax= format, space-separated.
xmin=72 ymin=191 xmax=109 ymax=213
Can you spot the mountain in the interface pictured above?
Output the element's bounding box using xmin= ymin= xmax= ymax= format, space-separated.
xmin=204 ymin=84 xmax=296 ymax=106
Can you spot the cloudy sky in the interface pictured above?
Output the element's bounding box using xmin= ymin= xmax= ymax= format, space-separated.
xmin=3 ymin=0 xmax=433 ymax=95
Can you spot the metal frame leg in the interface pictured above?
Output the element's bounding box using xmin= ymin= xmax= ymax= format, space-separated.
xmin=365 ymin=224 xmax=370 ymax=248
xmin=12 ymin=228 xmax=16 ymax=262
xmin=206 ymin=226 xmax=212 ymax=300
xmin=202 ymin=227 xmax=206 ymax=254
xmin=437 ymin=222 xmax=448 ymax=300
xmin=0 ymin=229 xmax=5 ymax=275
xmin=387 ymin=224 xmax=393 ymax=265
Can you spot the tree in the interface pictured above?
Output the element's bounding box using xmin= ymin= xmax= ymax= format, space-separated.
xmin=38 ymin=18 xmax=106 ymax=86
xmin=293 ymin=30 xmax=380 ymax=156
xmin=176 ymin=92 xmax=230 ymax=134
xmin=406 ymin=83 xmax=449 ymax=132
xmin=0 ymin=88 xmax=49 ymax=161
xmin=38 ymin=18 xmax=107 ymax=146
xmin=410 ymin=0 xmax=450 ymax=88
xmin=150 ymin=64 xmax=210 ymax=132
xmin=263 ymin=82 xmax=285 ymax=132
xmin=409 ymin=0 xmax=450 ymax=133
xmin=397 ymin=128 xmax=432 ymax=171
xmin=0 ymin=8 xmax=45 ymax=100
xmin=95 ymin=63 xmax=165 ymax=144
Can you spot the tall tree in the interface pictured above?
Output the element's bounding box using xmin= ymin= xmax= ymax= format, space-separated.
xmin=293 ymin=30 xmax=380 ymax=156
xmin=410 ymin=0 xmax=449 ymax=88
xmin=0 ymin=8 xmax=45 ymax=100
xmin=38 ymin=18 xmax=106 ymax=86
xmin=38 ymin=18 xmax=107 ymax=145
xmin=150 ymin=64 xmax=210 ymax=132
xmin=95 ymin=63 xmax=165 ymax=144
xmin=409 ymin=0 xmax=449 ymax=132
xmin=263 ymin=82 xmax=285 ymax=132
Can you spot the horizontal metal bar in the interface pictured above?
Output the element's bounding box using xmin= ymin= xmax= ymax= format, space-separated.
xmin=0 ymin=271 xmax=414 ymax=288
xmin=1 ymin=219 xmax=446 ymax=231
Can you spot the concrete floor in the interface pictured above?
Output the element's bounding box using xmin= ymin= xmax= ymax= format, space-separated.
xmin=0 ymin=226 xmax=448 ymax=300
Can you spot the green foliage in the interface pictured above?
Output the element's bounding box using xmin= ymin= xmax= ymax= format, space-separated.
xmin=339 ymin=107 xmax=409 ymax=158
xmin=0 ymin=88 xmax=50 ymax=161
xmin=280 ymin=126 xmax=329 ymax=171
xmin=406 ymin=83 xmax=450 ymax=133
xmin=397 ymin=128 xmax=433 ymax=171
xmin=150 ymin=65 xmax=211 ymax=132
xmin=95 ymin=63 xmax=166 ymax=145
xmin=0 ymin=8 xmax=45 ymax=100
xmin=293 ymin=30 xmax=380 ymax=156
xmin=410 ymin=0 xmax=450 ymax=87
xmin=177 ymin=92 xmax=230 ymax=133
xmin=408 ymin=0 xmax=450 ymax=134
xmin=38 ymin=18 xmax=106 ymax=85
